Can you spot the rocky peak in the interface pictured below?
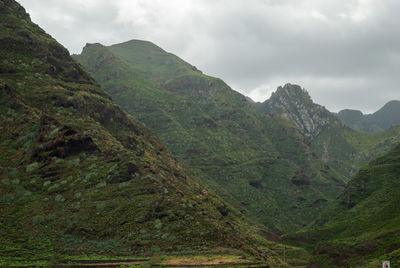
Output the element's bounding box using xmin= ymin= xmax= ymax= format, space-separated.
xmin=270 ymin=84 xmax=313 ymax=107
xmin=261 ymin=83 xmax=340 ymax=138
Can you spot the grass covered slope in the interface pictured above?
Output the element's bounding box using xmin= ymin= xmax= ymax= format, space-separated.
xmin=287 ymin=144 xmax=400 ymax=267
xmin=74 ymin=41 xmax=347 ymax=233
xmin=0 ymin=0 xmax=273 ymax=263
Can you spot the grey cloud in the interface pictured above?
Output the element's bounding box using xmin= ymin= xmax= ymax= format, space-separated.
xmin=18 ymin=0 xmax=400 ymax=113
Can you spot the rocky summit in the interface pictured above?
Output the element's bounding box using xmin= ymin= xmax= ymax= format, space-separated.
xmin=255 ymin=83 xmax=342 ymax=138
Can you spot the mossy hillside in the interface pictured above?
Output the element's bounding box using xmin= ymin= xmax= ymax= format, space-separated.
xmin=285 ymin=145 xmax=400 ymax=267
xmin=0 ymin=0 xmax=276 ymax=262
xmin=74 ymin=41 xmax=347 ymax=233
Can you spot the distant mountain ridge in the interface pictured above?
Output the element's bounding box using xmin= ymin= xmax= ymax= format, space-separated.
xmin=338 ymin=100 xmax=400 ymax=133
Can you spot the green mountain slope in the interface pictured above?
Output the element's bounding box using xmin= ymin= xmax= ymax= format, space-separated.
xmin=254 ymin=84 xmax=400 ymax=178
xmin=74 ymin=41 xmax=347 ymax=233
xmin=0 ymin=0 xmax=273 ymax=263
xmin=287 ymin=144 xmax=400 ymax=267
xmin=338 ymin=100 xmax=400 ymax=133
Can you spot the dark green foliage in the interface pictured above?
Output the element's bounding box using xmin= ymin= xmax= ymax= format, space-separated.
xmin=74 ymin=40 xmax=347 ymax=233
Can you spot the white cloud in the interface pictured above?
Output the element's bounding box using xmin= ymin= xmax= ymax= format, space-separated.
xmin=18 ymin=0 xmax=400 ymax=113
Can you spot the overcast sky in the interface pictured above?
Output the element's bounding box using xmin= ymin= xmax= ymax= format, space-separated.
xmin=18 ymin=0 xmax=400 ymax=113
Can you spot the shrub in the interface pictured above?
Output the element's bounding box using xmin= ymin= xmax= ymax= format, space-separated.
xmin=150 ymin=245 xmax=160 ymax=253
xmin=32 ymin=215 xmax=45 ymax=225
xmin=45 ymin=214 xmax=56 ymax=222
xmin=48 ymin=183 xmax=60 ymax=193
xmin=74 ymin=192 xmax=82 ymax=199
xmin=1 ymin=194 xmax=14 ymax=203
xmin=66 ymin=158 xmax=80 ymax=168
xmin=95 ymin=181 xmax=106 ymax=188
xmin=55 ymin=194 xmax=65 ymax=202
xmin=85 ymin=171 xmax=98 ymax=181
xmin=7 ymin=168 xmax=18 ymax=178
xmin=118 ymin=181 xmax=130 ymax=190
xmin=96 ymin=202 xmax=106 ymax=212
xmin=154 ymin=219 xmax=162 ymax=230
xmin=26 ymin=162 xmax=40 ymax=173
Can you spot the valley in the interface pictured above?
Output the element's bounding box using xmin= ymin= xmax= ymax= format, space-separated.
xmin=1 ymin=0 xmax=400 ymax=267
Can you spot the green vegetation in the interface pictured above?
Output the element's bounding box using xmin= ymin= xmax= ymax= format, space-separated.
xmin=74 ymin=40 xmax=347 ymax=233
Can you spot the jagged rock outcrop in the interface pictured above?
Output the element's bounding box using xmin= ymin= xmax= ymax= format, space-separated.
xmin=256 ymin=83 xmax=342 ymax=138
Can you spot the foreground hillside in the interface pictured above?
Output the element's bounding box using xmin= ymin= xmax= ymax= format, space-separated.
xmin=286 ymin=144 xmax=400 ymax=267
xmin=74 ymin=40 xmax=347 ymax=233
xmin=0 ymin=0 xmax=274 ymax=264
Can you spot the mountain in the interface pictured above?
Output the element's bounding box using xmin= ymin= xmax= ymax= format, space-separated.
xmin=255 ymin=84 xmax=341 ymax=138
xmin=337 ymin=109 xmax=382 ymax=133
xmin=74 ymin=41 xmax=347 ymax=233
xmin=338 ymin=100 xmax=400 ymax=133
xmin=254 ymin=84 xmax=400 ymax=178
xmin=287 ymin=144 xmax=400 ymax=267
xmin=0 ymin=0 xmax=273 ymax=263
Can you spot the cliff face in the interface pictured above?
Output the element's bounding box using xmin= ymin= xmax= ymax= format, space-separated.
xmin=256 ymin=83 xmax=341 ymax=138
